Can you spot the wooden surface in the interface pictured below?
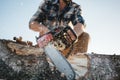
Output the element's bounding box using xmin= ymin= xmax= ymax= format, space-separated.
xmin=0 ymin=39 xmax=120 ymax=80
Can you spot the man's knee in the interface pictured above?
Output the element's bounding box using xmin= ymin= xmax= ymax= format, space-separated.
xmin=72 ymin=32 xmax=90 ymax=54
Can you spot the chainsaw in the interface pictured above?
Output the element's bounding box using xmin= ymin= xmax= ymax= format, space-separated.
xmin=37 ymin=26 xmax=77 ymax=80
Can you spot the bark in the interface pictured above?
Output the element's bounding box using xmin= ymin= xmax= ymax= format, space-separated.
xmin=0 ymin=39 xmax=67 ymax=80
xmin=85 ymin=53 xmax=120 ymax=80
xmin=0 ymin=39 xmax=120 ymax=80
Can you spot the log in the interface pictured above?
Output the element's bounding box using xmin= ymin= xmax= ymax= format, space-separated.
xmin=0 ymin=39 xmax=67 ymax=80
xmin=0 ymin=39 xmax=120 ymax=80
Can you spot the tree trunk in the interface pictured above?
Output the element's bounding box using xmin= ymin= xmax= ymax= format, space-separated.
xmin=0 ymin=39 xmax=120 ymax=80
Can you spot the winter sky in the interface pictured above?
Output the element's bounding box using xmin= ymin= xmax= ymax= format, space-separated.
xmin=0 ymin=0 xmax=120 ymax=54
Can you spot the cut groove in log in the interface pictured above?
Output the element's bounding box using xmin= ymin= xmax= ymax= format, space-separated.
xmin=7 ymin=42 xmax=44 ymax=56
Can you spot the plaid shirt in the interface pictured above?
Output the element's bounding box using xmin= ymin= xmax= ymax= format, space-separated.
xmin=29 ymin=1 xmax=85 ymax=29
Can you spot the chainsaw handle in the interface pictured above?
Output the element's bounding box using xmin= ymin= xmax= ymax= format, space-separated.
xmin=64 ymin=26 xmax=77 ymax=43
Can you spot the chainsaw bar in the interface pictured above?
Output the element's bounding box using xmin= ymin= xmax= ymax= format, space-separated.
xmin=44 ymin=43 xmax=75 ymax=80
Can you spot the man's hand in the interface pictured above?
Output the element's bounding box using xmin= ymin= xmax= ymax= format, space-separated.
xmin=37 ymin=33 xmax=53 ymax=48
xmin=39 ymin=25 xmax=50 ymax=35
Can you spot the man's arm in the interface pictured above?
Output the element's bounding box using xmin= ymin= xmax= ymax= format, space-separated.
xmin=29 ymin=21 xmax=49 ymax=35
xmin=29 ymin=2 xmax=49 ymax=35
xmin=71 ymin=4 xmax=85 ymax=37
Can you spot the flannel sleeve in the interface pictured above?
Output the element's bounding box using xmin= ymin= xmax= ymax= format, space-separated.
xmin=29 ymin=3 xmax=46 ymax=24
xmin=71 ymin=6 xmax=85 ymax=26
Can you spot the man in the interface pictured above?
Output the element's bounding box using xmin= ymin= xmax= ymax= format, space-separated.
xmin=29 ymin=0 xmax=90 ymax=56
